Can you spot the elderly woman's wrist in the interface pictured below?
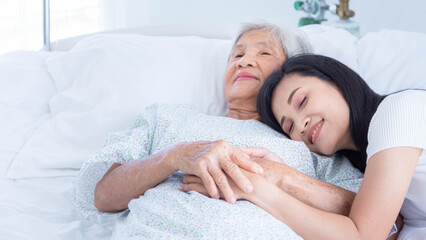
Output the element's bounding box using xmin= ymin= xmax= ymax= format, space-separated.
xmin=161 ymin=144 xmax=180 ymax=172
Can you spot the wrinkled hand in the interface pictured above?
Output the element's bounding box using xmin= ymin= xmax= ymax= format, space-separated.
xmin=170 ymin=140 xmax=263 ymax=203
xmin=180 ymin=169 xmax=262 ymax=202
xmin=180 ymin=147 xmax=295 ymax=202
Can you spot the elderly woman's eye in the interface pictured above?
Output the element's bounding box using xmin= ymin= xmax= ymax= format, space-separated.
xmin=262 ymin=52 xmax=271 ymax=55
xmin=235 ymin=54 xmax=243 ymax=58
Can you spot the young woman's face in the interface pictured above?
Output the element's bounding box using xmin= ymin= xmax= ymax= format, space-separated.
xmin=271 ymin=74 xmax=356 ymax=155
xmin=224 ymin=29 xmax=286 ymax=104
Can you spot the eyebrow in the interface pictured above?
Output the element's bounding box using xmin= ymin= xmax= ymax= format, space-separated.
xmin=288 ymin=87 xmax=301 ymax=104
xmin=279 ymin=87 xmax=301 ymax=129
xmin=233 ymin=41 xmax=273 ymax=50
xmin=280 ymin=116 xmax=286 ymax=129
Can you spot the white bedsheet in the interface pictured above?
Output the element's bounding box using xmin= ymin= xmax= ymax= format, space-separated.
xmin=0 ymin=176 xmax=116 ymax=240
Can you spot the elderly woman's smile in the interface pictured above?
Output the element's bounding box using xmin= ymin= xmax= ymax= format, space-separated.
xmin=235 ymin=72 xmax=258 ymax=82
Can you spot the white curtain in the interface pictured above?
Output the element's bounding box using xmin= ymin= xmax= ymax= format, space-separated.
xmin=0 ymin=0 xmax=43 ymax=54
xmin=0 ymin=0 xmax=101 ymax=55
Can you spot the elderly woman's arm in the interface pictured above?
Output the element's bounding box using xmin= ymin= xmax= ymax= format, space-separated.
xmin=94 ymin=148 xmax=175 ymax=212
xmin=94 ymin=140 xmax=263 ymax=212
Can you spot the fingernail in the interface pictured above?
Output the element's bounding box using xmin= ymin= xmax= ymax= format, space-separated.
xmin=230 ymin=196 xmax=236 ymax=204
xmin=178 ymin=185 xmax=183 ymax=191
xmin=245 ymin=184 xmax=253 ymax=193
xmin=257 ymin=167 xmax=264 ymax=174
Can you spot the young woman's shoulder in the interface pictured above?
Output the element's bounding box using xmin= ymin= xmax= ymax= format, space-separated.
xmin=366 ymin=90 xmax=426 ymax=161
xmin=382 ymin=89 xmax=426 ymax=107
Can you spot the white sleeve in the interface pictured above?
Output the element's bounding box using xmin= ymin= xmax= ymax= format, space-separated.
xmin=367 ymin=90 xmax=426 ymax=162
xmin=71 ymin=104 xmax=160 ymax=217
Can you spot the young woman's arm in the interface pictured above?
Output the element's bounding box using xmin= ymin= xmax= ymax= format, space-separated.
xmin=266 ymin=160 xmax=356 ymax=215
xmin=239 ymin=148 xmax=357 ymax=215
xmin=247 ymin=147 xmax=421 ymax=240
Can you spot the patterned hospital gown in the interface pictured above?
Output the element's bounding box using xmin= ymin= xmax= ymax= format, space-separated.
xmin=72 ymin=103 xmax=363 ymax=239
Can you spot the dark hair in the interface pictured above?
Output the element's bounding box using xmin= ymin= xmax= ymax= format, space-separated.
xmin=257 ymin=54 xmax=385 ymax=173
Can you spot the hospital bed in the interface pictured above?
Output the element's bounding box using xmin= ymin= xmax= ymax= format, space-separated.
xmin=1 ymin=23 xmax=426 ymax=239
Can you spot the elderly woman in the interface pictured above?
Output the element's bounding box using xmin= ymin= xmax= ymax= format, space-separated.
xmin=73 ymin=22 xmax=363 ymax=238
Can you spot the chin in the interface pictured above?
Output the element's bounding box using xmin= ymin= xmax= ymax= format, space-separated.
xmin=309 ymin=145 xmax=335 ymax=156
xmin=321 ymin=147 xmax=337 ymax=156
xmin=231 ymin=89 xmax=257 ymax=100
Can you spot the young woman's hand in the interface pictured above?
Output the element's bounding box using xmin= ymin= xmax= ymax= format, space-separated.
xmin=168 ymin=140 xmax=263 ymax=203
xmin=239 ymin=147 xmax=292 ymax=188
xmin=239 ymin=147 xmax=283 ymax=163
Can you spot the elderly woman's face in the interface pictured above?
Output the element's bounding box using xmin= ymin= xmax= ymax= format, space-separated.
xmin=224 ymin=29 xmax=286 ymax=104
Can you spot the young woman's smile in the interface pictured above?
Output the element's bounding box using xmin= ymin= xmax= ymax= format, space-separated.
xmin=308 ymin=119 xmax=324 ymax=144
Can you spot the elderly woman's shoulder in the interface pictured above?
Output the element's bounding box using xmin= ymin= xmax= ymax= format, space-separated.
xmin=129 ymin=103 xmax=194 ymax=127
xmin=143 ymin=103 xmax=193 ymax=112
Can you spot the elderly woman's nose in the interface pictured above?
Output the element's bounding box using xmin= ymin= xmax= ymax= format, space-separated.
xmin=237 ymin=54 xmax=257 ymax=68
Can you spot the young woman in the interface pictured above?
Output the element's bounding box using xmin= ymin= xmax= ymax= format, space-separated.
xmin=254 ymin=54 xmax=425 ymax=239
xmin=181 ymin=54 xmax=425 ymax=239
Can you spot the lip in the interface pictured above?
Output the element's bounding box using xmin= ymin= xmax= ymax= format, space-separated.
xmin=308 ymin=119 xmax=324 ymax=144
xmin=235 ymin=72 xmax=258 ymax=81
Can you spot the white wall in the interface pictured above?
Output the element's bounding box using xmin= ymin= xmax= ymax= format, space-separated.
xmin=350 ymin=0 xmax=426 ymax=35
xmin=100 ymin=0 xmax=426 ymax=36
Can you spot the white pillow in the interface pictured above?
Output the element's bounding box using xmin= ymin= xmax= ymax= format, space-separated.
xmin=0 ymin=51 xmax=56 ymax=117
xmin=357 ymin=29 xmax=426 ymax=94
xmin=0 ymin=51 xmax=56 ymax=177
xmin=7 ymin=34 xmax=231 ymax=178
xmin=300 ymin=25 xmax=359 ymax=73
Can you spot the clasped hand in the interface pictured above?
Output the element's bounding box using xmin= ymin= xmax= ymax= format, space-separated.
xmin=170 ymin=140 xmax=264 ymax=203
xmin=173 ymin=142 xmax=285 ymax=203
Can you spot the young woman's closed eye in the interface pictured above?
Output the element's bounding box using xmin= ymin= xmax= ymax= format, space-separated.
xmin=284 ymin=93 xmax=308 ymax=135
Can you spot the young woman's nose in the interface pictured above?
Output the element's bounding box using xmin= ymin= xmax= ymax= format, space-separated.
xmin=298 ymin=117 xmax=310 ymax=136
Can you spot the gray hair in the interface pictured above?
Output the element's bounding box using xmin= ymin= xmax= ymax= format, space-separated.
xmin=232 ymin=21 xmax=312 ymax=58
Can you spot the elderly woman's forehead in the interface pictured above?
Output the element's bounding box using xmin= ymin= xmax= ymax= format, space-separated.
xmin=235 ymin=29 xmax=280 ymax=44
